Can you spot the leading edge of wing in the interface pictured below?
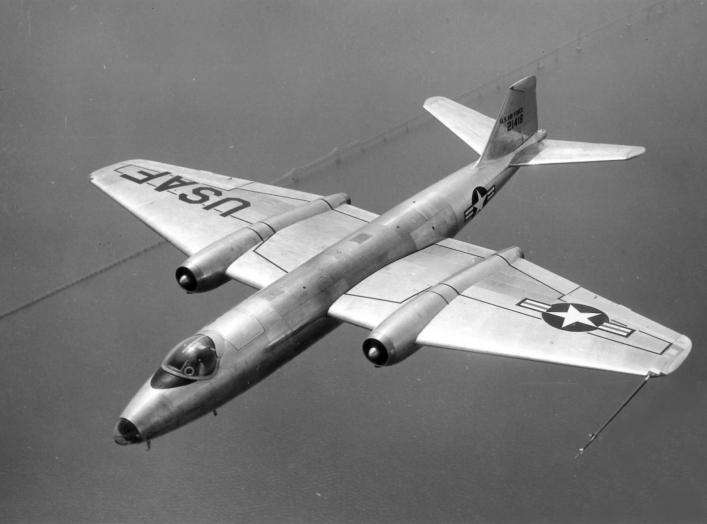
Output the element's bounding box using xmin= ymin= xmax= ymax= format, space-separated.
xmin=417 ymin=294 xmax=691 ymax=376
xmin=329 ymin=239 xmax=690 ymax=376
xmin=328 ymin=238 xmax=494 ymax=329
xmin=92 ymin=158 xmax=380 ymax=292
xmin=415 ymin=256 xmax=691 ymax=376
xmin=90 ymin=159 xmax=325 ymax=255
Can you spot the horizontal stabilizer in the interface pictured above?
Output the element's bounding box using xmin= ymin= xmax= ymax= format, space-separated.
xmin=424 ymin=96 xmax=495 ymax=155
xmin=511 ymin=139 xmax=645 ymax=166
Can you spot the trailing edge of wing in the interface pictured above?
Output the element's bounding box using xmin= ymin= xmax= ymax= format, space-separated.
xmin=510 ymin=139 xmax=646 ymax=166
xmin=90 ymin=159 xmax=324 ymax=255
xmin=329 ymin=244 xmax=690 ymax=377
xmin=423 ymin=96 xmax=495 ymax=155
xmin=90 ymin=159 xmax=379 ymax=291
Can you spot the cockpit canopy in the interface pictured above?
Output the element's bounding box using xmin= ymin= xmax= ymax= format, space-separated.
xmin=162 ymin=335 xmax=218 ymax=379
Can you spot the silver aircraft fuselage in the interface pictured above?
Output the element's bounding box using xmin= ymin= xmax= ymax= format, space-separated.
xmin=114 ymin=154 xmax=523 ymax=444
xmin=109 ymin=77 xmax=685 ymax=446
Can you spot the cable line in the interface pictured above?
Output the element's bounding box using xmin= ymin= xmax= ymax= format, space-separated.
xmin=0 ymin=0 xmax=684 ymax=322
xmin=0 ymin=240 xmax=166 ymax=321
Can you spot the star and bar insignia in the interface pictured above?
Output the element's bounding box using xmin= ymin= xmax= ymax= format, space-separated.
xmin=463 ymin=185 xmax=496 ymax=221
xmin=517 ymin=298 xmax=635 ymax=337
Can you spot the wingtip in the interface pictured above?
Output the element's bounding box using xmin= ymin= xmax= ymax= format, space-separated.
xmin=625 ymin=146 xmax=646 ymax=160
xmin=423 ymin=96 xmax=447 ymax=109
xmin=89 ymin=159 xmax=147 ymax=184
xmin=676 ymin=334 xmax=692 ymax=354
xmin=660 ymin=334 xmax=692 ymax=375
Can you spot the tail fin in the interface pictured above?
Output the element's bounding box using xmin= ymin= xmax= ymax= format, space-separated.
xmin=479 ymin=75 xmax=538 ymax=162
xmin=426 ymin=75 xmax=645 ymax=165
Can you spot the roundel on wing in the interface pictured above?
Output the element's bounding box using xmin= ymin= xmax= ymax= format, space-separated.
xmin=541 ymin=303 xmax=608 ymax=332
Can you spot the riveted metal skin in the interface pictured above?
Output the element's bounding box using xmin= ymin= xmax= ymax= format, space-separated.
xmin=104 ymin=79 xmax=686 ymax=446
xmin=363 ymin=246 xmax=523 ymax=366
xmin=116 ymin=158 xmax=521 ymax=443
xmin=175 ymin=228 xmax=263 ymax=292
xmin=116 ymin=317 xmax=340 ymax=443
xmin=175 ymin=193 xmax=350 ymax=292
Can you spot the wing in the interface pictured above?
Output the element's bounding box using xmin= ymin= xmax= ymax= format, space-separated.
xmin=225 ymin=203 xmax=376 ymax=289
xmin=510 ymin=139 xmax=645 ymax=166
xmin=93 ymin=159 xmax=690 ymax=375
xmin=329 ymin=244 xmax=691 ymax=376
xmin=90 ymin=159 xmax=375 ymax=289
xmin=90 ymin=159 xmax=327 ymax=255
xmin=329 ymin=238 xmax=493 ymax=327
xmin=424 ymin=96 xmax=495 ymax=155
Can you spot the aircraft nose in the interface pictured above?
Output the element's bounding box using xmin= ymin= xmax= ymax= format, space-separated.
xmin=113 ymin=417 xmax=143 ymax=445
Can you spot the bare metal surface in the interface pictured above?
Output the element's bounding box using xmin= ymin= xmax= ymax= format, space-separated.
xmin=94 ymin=76 xmax=690 ymax=446
xmin=3 ymin=1 xmax=704 ymax=522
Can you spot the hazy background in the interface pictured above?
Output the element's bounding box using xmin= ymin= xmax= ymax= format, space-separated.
xmin=1 ymin=1 xmax=705 ymax=522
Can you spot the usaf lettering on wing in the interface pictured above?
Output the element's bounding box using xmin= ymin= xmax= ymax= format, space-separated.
xmin=117 ymin=165 xmax=250 ymax=218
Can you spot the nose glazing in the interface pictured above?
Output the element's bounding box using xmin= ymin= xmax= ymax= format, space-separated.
xmin=113 ymin=418 xmax=143 ymax=445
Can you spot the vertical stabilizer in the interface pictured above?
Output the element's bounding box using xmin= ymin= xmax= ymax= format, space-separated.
xmin=480 ymin=75 xmax=538 ymax=162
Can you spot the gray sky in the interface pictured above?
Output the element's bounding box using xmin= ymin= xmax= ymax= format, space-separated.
xmin=1 ymin=1 xmax=705 ymax=522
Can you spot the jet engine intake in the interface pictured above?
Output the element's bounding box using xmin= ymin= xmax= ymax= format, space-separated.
xmin=177 ymin=192 xmax=350 ymax=292
xmin=176 ymin=228 xmax=262 ymax=292
xmin=363 ymin=291 xmax=445 ymax=366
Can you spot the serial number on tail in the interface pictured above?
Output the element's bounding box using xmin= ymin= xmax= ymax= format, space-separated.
xmin=499 ymin=107 xmax=524 ymax=131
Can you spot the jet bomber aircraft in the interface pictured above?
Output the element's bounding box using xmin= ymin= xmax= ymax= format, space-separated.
xmin=91 ymin=76 xmax=691 ymax=447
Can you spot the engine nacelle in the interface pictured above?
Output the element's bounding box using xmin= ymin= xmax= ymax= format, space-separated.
xmin=176 ymin=228 xmax=263 ymax=292
xmin=176 ymin=192 xmax=350 ymax=293
xmin=363 ymin=291 xmax=445 ymax=366
xmin=362 ymin=246 xmax=523 ymax=366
